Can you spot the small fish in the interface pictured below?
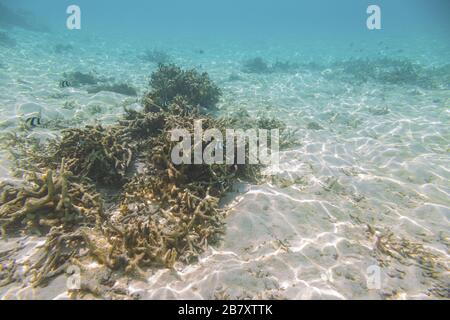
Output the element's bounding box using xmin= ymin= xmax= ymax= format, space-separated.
xmin=59 ymin=80 xmax=71 ymax=88
xmin=25 ymin=116 xmax=41 ymax=127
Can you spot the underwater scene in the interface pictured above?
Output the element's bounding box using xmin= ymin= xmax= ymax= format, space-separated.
xmin=0 ymin=0 xmax=449 ymax=300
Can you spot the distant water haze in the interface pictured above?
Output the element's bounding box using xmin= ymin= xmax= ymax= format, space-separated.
xmin=5 ymin=0 xmax=450 ymax=43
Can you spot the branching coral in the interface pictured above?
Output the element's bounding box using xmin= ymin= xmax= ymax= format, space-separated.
xmin=0 ymin=160 xmax=102 ymax=237
xmin=145 ymin=64 xmax=222 ymax=109
xmin=62 ymin=71 xmax=100 ymax=87
xmin=0 ymin=64 xmax=288 ymax=296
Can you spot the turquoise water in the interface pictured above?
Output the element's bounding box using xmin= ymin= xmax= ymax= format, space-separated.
xmin=0 ymin=1 xmax=449 ymax=299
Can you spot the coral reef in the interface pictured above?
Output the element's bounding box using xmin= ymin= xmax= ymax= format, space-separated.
xmin=370 ymin=228 xmax=450 ymax=299
xmin=145 ymin=64 xmax=221 ymax=109
xmin=242 ymin=58 xmax=300 ymax=74
xmin=87 ymin=83 xmax=138 ymax=96
xmin=307 ymin=121 xmax=324 ymax=130
xmin=0 ymin=31 xmax=16 ymax=47
xmin=0 ymin=64 xmax=288 ymax=297
xmin=49 ymin=125 xmax=135 ymax=185
xmin=141 ymin=49 xmax=171 ymax=64
xmin=62 ymin=71 xmax=100 ymax=87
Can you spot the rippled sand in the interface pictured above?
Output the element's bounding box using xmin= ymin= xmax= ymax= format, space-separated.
xmin=0 ymin=29 xmax=449 ymax=299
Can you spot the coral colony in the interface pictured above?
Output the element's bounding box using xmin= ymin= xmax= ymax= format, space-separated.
xmin=0 ymin=65 xmax=285 ymax=298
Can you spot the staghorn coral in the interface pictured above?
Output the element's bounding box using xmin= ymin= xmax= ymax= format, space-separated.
xmin=0 ymin=160 xmax=102 ymax=237
xmin=271 ymin=60 xmax=300 ymax=73
xmin=0 ymin=66 xmax=289 ymax=297
xmin=87 ymin=83 xmax=138 ymax=96
xmin=54 ymin=44 xmax=74 ymax=54
xmin=145 ymin=64 xmax=221 ymax=109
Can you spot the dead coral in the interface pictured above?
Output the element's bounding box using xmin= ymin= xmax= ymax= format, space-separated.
xmin=145 ymin=64 xmax=221 ymax=109
xmin=0 ymin=131 xmax=47 ymax=175
xmin=87 ymin=83 xmax=138 ymax=96
xmin=50 ymin=125 xmax=135 ymax=185
xmin=106 ymin=109 xmax=237 ymax=268
xmin=0 ymin=2 xmax=49 ymax=32
xmin=371 ymin=228 xmax=450 ymax=299
xmin=0 ymin=161 xmax=102 ymax=237
xmin=119 ymin=107 xmax=166 ymax=140
xmin=0 ymin=160 xmax=104 ymax=286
